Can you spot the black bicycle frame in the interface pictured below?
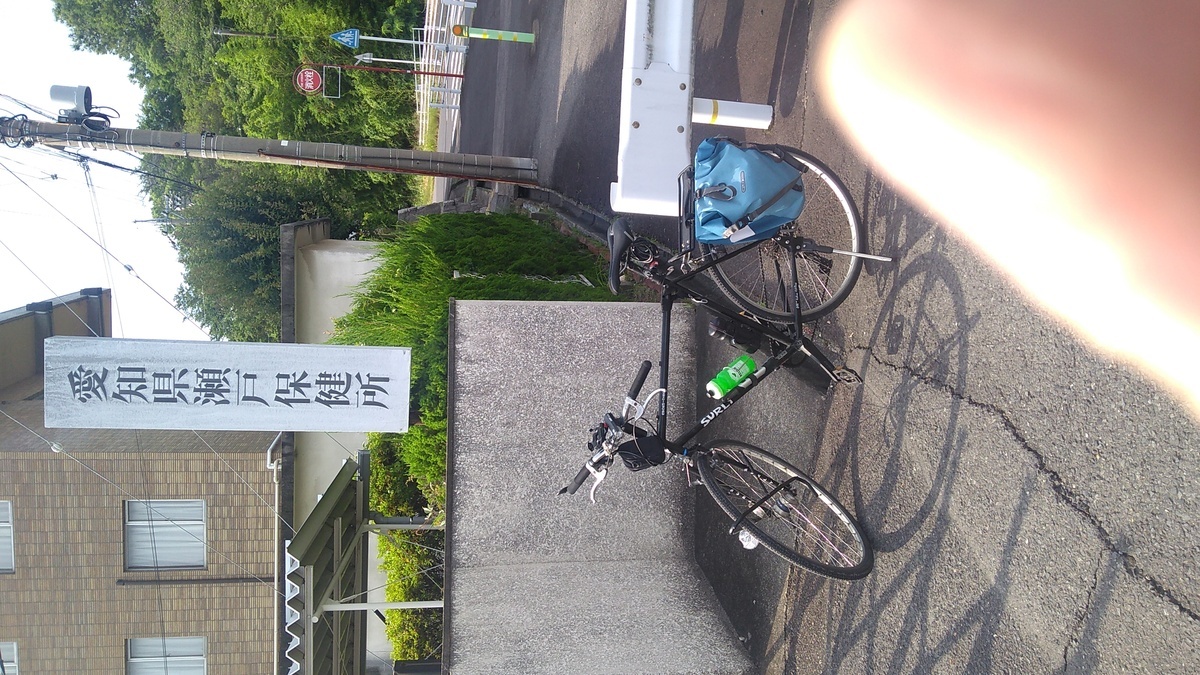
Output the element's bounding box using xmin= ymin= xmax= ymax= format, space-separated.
xmin=632 ymin=243 xmax=842 ymax=457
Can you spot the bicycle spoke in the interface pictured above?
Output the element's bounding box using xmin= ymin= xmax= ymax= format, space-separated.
xmin=708 ymin=451 xmax=864 ymax=569
xmin=774 ymin=492 xmax=860 ymax=566
xmin=800 ymin=253 xmax=834 ymax=305
xmin=704 ymin=147 xmax=865 ymax=323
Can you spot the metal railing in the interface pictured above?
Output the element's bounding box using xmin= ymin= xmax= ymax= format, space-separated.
xmin=415 ymin=0 xmax=473 ymax=152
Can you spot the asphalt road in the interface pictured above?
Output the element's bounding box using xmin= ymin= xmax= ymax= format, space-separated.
xmin=458 ymin=1 xmax=1200 ymax=672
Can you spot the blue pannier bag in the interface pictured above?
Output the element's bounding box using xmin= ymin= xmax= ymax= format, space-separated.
xmin=693 ymin=137 xmax=806 ymax=245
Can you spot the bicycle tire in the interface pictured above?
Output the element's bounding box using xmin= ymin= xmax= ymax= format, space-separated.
xmin=697 ymin=440 xmax=873 ymax=580
xmin=702 ymin=148 xmax=865 ymax=323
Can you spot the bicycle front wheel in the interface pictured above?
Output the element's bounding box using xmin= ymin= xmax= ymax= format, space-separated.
xmin=697 ymin=440 xmax=873 ymax=580
xmin=703 ymin=148 xmax=865 ymax=323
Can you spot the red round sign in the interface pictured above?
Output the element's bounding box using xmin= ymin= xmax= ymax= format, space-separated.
xmin=294 ymin=67 xmax=323 ymax=94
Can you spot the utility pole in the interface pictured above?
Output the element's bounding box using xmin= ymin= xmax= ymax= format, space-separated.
xmin=0 ymin=116 xmax=537 ymax=185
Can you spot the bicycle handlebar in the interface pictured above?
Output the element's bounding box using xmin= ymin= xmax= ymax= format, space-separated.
xmin=628 ymin=360 xmax=652 ymax=400
xmin=563 ymin=464 xmax=592 ymax=495
xmin=561 ymin=362 xmax=653 ymax=498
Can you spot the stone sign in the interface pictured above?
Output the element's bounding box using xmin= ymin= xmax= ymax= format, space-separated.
xmin=44 ymin=337 xmax=411 ymax=432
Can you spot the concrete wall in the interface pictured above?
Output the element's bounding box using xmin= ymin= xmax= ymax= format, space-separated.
xmin=295 ymin=239 xmax=379 ymax=346
xmin=448 ymin=300 xmax=753 ymax=675
xmin=292 ymin=237 xmax=379 ymax=522
xmin=290 ymin=236 xmax=395 ymax=670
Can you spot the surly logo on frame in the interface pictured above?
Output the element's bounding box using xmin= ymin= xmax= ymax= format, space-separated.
xmin=701 ymin=400 xmax=732 ymax=426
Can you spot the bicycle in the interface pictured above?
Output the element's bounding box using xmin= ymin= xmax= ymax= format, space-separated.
xmin=559 ymin=144 xmax=890 ymax=580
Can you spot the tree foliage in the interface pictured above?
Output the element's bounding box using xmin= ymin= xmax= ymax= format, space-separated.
xmin=331 ymin=213 xmax=613 ymax=421
xmin=170 ymin=163 xmax=322 ymax=341
xmin=53 ymin=0 xmax=159 ymax=71
xmin=332 ymin=212 xmax=614 ymax=492
xmin=53 ymin=0 xmax=423 ymax=340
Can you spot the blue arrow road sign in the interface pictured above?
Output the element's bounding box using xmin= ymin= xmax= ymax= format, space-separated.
xmin=330 ymin=28 xmax=360 ymax=49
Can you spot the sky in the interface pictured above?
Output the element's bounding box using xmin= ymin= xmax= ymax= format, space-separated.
xmin=0 ymin=3 xmax=210 ymax=341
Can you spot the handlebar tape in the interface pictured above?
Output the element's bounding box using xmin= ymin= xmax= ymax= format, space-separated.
xmin=628 ymin=360 xmax=652 ymax=400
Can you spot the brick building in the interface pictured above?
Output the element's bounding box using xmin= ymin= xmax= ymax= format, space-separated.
xmin=0 ymin=290 xmax=278 ymax=673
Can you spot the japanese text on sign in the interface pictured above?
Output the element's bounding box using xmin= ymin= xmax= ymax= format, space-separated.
xmin=44 ymin=338 xmax=411 ymax=432
xmin=67 ymin=366 xmax=391 ymax=409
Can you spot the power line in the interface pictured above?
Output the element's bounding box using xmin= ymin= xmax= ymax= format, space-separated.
xmin=52 ymin=147 xmax=202 ymax=193
xmin=81 ymin=158 xmax=125 ymax=336
xmin=191 ymin=430 xmax=295 ymax=536
xmin=0 ymin=237 xmax=101 ymax=337
xmin=134 ymin=429 xmax=171 ymax=669
xmin=322 ymin=431 xmax=363 ymax=461
xmin=28 ymin=148 xmax=190 ymax=207
xmin=0 ymin=159 xmax=209 ymax=336
xmin=2 ymin=147 xmax=179 ymax=223
xmin=0 ymin=227 xmax=275 ymax=604
xmin=0 ymin=153 xmax=62 ymax=180
xmin=0 ymin=93 xmax=54 ymax=120
xmin=338 ymin=561 xmax=445 ymax=604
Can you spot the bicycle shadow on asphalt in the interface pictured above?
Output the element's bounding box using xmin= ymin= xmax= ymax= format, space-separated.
xmin=777 ymin=179 xmax=975 ymax=670
xmin=690 ymin=174 xmax=961 ymax=670
xmin=683 ymin=142 xmax=1132 ymax=673
xmin=763 ymin=177 xmax=1120 ymax=673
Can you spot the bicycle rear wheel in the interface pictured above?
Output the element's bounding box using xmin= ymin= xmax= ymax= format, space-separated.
xmin=703 ymin=148 xmax=865 ymax=323
xmin=697 ymin=440 xmax=873 ymax=580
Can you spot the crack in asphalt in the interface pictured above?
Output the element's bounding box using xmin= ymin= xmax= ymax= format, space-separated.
xmin=854 ymin=348 xmax=1200 ymax=625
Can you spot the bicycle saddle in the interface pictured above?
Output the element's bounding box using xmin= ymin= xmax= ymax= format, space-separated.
xmin=607 ymin=218 xmax=633 ymax=294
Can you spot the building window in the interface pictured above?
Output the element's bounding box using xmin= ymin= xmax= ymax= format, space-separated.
xmin=0 ymin=641 xmax=17 ymax=674
xmin=0 ymin=501 xmax=12 ymax=573
xmin=126 ymin=637 xmax=205 ymax=675
xmin=124 ymin=500 xmax=206 ymax=570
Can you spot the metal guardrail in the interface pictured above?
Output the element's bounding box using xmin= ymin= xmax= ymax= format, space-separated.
xmin=415 ymin=0 xmax=472 ymax=150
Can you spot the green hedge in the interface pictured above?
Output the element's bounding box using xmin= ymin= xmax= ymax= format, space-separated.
xmin=377 ymin=529 xmax=444 ymax=660
xmin=334 ymin=212 xmax=613 ymax=430
xmin=334 ymin=212 xmax=615 ymax=513
xmin=333 ymin=212 xmax=619 ymax=660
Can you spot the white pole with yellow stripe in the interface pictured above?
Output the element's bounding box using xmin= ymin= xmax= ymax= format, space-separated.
xmin=692 ymin=98 xmax=773 ymax=129
xmin=452 ymin=24 xmax=535 ymax=44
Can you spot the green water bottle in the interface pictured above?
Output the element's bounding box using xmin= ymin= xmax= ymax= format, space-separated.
xmin=706 ymin=354 xmax=757 ymax=399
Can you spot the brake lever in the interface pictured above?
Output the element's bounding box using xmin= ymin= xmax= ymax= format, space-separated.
xmin=587 ymin=464 xmax=608 ymax=504
xmin=621 ymin=388 xmax=666 ymax=424
xmin=621 ymin=397 xmax=642 ymax=422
